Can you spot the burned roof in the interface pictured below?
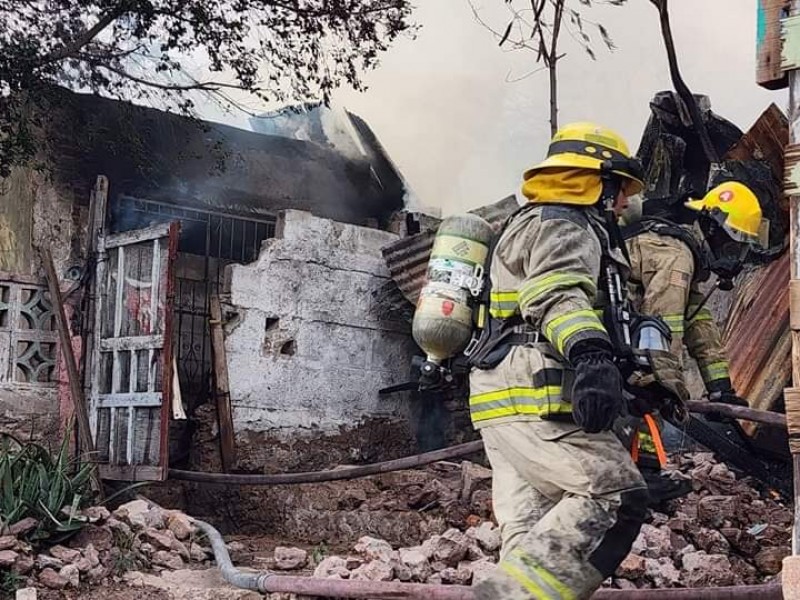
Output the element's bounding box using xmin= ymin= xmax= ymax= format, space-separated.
xmin=39 ymin=87 xmax=407 ymax=227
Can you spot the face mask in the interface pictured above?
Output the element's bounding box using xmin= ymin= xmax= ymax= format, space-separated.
xmin=701 ymin=219 xmax=750 ymax=282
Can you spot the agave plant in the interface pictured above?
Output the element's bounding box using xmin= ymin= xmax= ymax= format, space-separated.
xmin=0 ymin=422 xmax=95 ymax=542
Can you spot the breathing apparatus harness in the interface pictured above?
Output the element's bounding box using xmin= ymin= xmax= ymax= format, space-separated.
xmin=624 ymin=197 xmax=749 ymax=324
xmin=594 ymin=161 xmax=687 ymax=422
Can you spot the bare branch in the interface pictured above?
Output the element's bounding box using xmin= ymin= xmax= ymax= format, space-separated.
xmin=40 ymin=8 xmax=126 ymax=66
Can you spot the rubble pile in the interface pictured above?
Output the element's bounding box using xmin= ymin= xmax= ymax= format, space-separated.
xmin=0 ymin=500 xmax=212 ymax=592
xmin=268 ymin=452 xmax=790 ymax=590
xmin=309 ymin=526 xmax=499 ymax=586
xmin=609 ymin=451 xmax=791 ymax=590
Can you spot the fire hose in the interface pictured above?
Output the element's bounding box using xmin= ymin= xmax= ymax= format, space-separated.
xmin=169 ymin=401 xmax=784 ymax=486
xmin=192 ymin=516 xmax=782 ymax=599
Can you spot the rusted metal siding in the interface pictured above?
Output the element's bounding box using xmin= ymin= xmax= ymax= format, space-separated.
xmin=382 ymin=196 xmax=520 ymax=305
xmin=723 ymin=253 xmax=791 ymax=436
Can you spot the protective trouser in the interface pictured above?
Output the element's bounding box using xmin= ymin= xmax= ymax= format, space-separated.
xmin=474 ymin=420 xmax=648 ymax=600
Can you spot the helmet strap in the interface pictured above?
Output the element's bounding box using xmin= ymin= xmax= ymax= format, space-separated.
xmin=600 ymin=161 xmax=631 ymax=265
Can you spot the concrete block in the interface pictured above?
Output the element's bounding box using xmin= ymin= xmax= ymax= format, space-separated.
xmin=784 ymin=555 xmax=800 ymax=600
xmin=16 ymin=588 xmax=37 ymax=600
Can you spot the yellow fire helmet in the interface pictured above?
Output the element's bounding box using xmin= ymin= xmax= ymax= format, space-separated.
xmin=523 ymin=122 xmax=645 ymax=204
xmin=684 ymin=181 xmax=764 ymax=244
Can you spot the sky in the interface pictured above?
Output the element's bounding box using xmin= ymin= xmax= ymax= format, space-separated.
xmin=203 ymin=0 xmax=785 ymax=216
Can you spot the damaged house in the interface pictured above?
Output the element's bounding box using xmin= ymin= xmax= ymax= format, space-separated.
xmin=0 ymin=87 xmax=445 ymax=482
xmin=0 ymin=86 xmax=794 ymax=495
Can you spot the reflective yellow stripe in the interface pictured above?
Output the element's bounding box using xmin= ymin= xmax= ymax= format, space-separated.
xmin=477 ymin=304 xmax=487 ymax=329
xmin=544 ymin=309 xmax=606 ymax=355
xmin=661 ymin=313 xmax=685 ymax=335
xmin=701 ymin=360 xmax=729 ymax=382
xmin=688 ymin=307 xmax=713 ymax=322
xmin=469 ymin=386 xmax=569 ymax=423
xmin=501 ymin=563 xmax=550 ymax=598
xmin=502 ymin=549 xmax=577 ymax=600
xmin=638 ymin=431 xmax=657 ymax=454
xmin=519 ymin=273 xmax=596 ymax=311
xmin=489 ymin=289 xmax=519 ymax=319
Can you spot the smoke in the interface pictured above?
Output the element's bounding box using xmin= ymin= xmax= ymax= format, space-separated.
xmin=178 ymin=0 xmax=784 ymax=218
xmin=332 ymin=0 xmax=784 ymax=216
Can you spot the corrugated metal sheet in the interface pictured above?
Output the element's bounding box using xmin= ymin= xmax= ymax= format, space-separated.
xmin=382 ymin=195 xmax=520 ymax=305
xmin=723 ymin=252 xmax=791 ymax=440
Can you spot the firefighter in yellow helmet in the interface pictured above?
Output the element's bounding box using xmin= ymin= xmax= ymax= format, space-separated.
xmin=469 ymin=122 xmax=650 ymax=600
xmin=619 ymin=181 xmax=764 ymax=502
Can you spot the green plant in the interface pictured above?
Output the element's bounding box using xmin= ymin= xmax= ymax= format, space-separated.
xmin=0 ymin=423 xmax=95 ymax=542
xmin=310 ymin=542 xmax=329 ymax=566
xmin=110 ymin=527 xmax=145 ymax=575
xmin=0 ymin=570 xmax=23 ymax=596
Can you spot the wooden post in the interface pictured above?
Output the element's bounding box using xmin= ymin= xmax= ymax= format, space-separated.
xmin=41 ymin=247 xmax=104 ymax=498
xmin=784 ymin=0 xmax=800 ymax=556
xmin=209 ymin=295 xmax=237 ymax=472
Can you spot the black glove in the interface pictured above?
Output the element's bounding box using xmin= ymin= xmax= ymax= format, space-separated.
xmin=625 ymin=388 xmax=658 ymax=418
xmin=569 ymin=341 xmax=623 ymax=433
xmin=706 ymin=378 xmax=746 ymax=422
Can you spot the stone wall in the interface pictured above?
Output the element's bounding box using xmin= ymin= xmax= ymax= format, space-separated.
xmin=214 ymin=210 xmax=421 ymax=472
xmin=0 ymin=167 xmax=87 ymax=446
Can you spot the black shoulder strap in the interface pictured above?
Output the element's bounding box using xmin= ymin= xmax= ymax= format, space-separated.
xmin=473 ymin=203 xmax=536 ymax=326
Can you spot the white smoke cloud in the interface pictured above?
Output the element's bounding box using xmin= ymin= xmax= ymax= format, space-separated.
xmin=191 ymin=0 xmax=785 ymax=217
xmin=332 ymin=0 xmax=785 ymax=216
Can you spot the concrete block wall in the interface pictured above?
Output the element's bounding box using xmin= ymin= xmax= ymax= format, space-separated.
xmin=0 ymin=167 xmax=86 ymax=446
xmin=222 ymin=210 xmax=419 ymax=469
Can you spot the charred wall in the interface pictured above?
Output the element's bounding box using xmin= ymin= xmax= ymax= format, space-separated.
xmin=39 ymin=87 xmax=406 ymax=228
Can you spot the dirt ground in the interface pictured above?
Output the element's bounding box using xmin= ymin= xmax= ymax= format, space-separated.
xmin=36 ymin=585 xmax=171 ymax=600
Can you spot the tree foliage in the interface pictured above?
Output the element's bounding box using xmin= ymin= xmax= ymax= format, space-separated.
xmin=0 ymin=0 xmax=415 ymax=175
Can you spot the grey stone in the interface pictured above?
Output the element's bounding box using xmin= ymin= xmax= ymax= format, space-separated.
xmin=313 ymin=556 xmax=350 ymax=579
xmin=696 ymin=496 xmax=738 ymax=528
xmin=644 ymin=557 xmax=681 ymax=588
xmin=465 ymin=558 xmax=497 ymax=586
xmin=152 ymin=550 xmax=185 ymax=570
xmin=632 ymin=524 xmax=671 ymax=558
xmin=440 ymin=566 xmax=472 ymax=585
xmin=167 ymin=513 xmax=194 ymax=541
xmin=431 ymin=528 xmax=469 ymax=566
xmin=616 ymin=553 xmax=646 ymax=579
xmin=349 ymin=560 xmax=393 ymax=582
xmin=36 ymin=554 xmax=64 ymax=569
xmin=754 ymin=547 xmax=790 ymax=575
xmin=467 ymin=521 xmax=501 ymax=553
xmin=38 ymin=568 xmax=68 ymax=590
xmin=83 ymin=544 xmax=101 ymax=568
xmin=354 ymin=537 xmax=394 ymax=562
xmin=682 ymin=551 xmax=735 ymax=587
xmin=12 ymin=555 xmax=34 ymax=575
xmin=692 ymin=528 xmax=730 ymax=554
xmin=0 ymin=536 xmax=16 ymax=550
xmin=82 ymin=506 xmax=111 ymax=522
xmin=8 ymin=518 xmax=38 ymax=537
xmin=274 ymin=546 xmax=308 ymax=570
xmin=49 ymin=544 xmax=80 ymax=563
xmin=398 ymin=548 xmax=432 ymax=582
xmin=59 ymin=564 xmax=80 ymax=588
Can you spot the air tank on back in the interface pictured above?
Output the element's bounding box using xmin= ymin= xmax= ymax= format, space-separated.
xmin=412 ymin=214 xmax=494 ymax=365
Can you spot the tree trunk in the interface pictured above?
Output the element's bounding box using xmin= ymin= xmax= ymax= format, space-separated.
xmin=548 ymin=0 xmax=565 ymax=135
